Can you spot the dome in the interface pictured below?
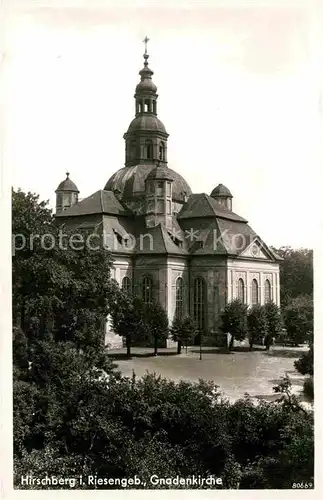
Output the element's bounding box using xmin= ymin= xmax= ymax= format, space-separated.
xmin=136 ymin=79 xmax=157 ymax=93
xmin=210 ymin=183 xmax=232 ymax=198
xmin=146 ymin=165 xmax=174 ymax=181
xmin=55 ymin=173 xmax=79 ymax=193
xmin=127 ymin=115 xmax=167 ymax=134
xmin=104 ymin=164 xmax=191 ymax=203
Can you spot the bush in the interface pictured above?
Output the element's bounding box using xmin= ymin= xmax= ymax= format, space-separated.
xmin=14 ymin=346 xmax=314 ymax=490
xmin=171 ymin=316 xmax=197 ymax=354
xmin=263 ymin=302 xmax=282 ymax=349
xmin=220 ymin=300 xmax=248 ymax=350
xmin=303 ymin=377 xmax=314 ymax=402
xmin=294 ymin=345 xmax=313 ymax=376
xmin=284 ymin=295 xmax=313 ymax=346
xmin=247 ymin=305 xmax=268 ymax=349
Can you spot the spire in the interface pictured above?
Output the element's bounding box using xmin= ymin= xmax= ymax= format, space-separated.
xmin=136 ymin=36 xmax=157 ymax=96
xmin=143 ymin=35 xmax=149 ymax=54
xmin=123 ymin=38 xmax=168 ymax=168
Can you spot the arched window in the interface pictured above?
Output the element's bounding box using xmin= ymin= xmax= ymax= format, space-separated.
xmin=159 ymin=142 xmax=165 ymax=161
xmin=122 ymin=276 xmax=132 ymax=294
xmin=193 ymin=277 xmax=206 ymax=331
xmin=264 ymin=279 xmax=271 ymax=303
xmin=56 ymin=193 xmax=63 ymax=209
xmin=144 ymin=99 xmax=151 ymax=113
xmin=141 ymin=276 xmax=153 ymax=304
xmin=153 ymin=100 xmax=157 ymax=114
xmin=251 ymin=279 xmax=258 ymax=306
xmin=238 ymin=278 xmax=245 ymax=303
xmin=175 ymin=277 xmax=184 ymax=319
xmin=130 ymin=141 xmax=136 ymax=160
xmin=145 ymin=140 xmax=153 ymax=160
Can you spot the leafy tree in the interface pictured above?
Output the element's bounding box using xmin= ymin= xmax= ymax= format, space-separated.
xmin=295 ymin=344 xmax=314 ymax=402
xmin=144 ymin=300 xmax=169 ymax=355
xmin=272 ymin=246 xmax=313 ymax=306
xmin=14 ymin=359 xmax=314 ymax=489
xmin=12 ymin=189 xmax=113 ymax=352
xmin=220 ymin=299 xmax=248 ymax=350
xmin=247 ymin=305 xmax=268 ymax=350
xmin=263 ymin=301 xmax=282 ymax=350
xmin=171 ymin=316 xmax=197 ymax=354
xmin=13 ymin=326 xmax=29 ymax=376
xmin=303 ymin=377 xmax=314 ymax=402
xmin=109 ymin=289 xmax=148 ymax=357
xmin=295 ymin=344 xmax=313 ymax=376
xmin=284 ymin=295 xmax=313 ymax=346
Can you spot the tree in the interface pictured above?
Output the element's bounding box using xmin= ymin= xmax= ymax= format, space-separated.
xmin=220 ymin=299 xmax=248 ymax=350
xmin=263 ymin=301 xmax=282 ymax=350
xmin=295 ymin=344 xmax=313 ymax=376
xmin=144 ymin=300 xmax=169 ymax=355
xmin=12 ymin=189 xmax=114 ymax=352
xmin=295 ymin=344 xmax=314 ymax=402
xmin=109 ymin=289 xmax=148 ymax=357
xmin=272 ymin=246 xmax=313 ymax=306
xmin=284 ymin=295 xmax=313 ymax=346
xmin=171 ymin=316 xmax=197 ymax=354
xmin=247 ymin=305 xmax=268 ymax=350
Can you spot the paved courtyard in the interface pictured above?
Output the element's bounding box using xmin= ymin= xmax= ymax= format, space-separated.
xmin=108 ymin=344 xmax=309 ymax=404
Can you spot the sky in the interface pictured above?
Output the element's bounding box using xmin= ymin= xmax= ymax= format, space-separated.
xmin=3 ymin=0 xmax=323 ymax=248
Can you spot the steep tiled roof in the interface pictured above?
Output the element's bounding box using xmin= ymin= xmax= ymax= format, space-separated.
xmin=55 ymin=190 xmax=131 ymax=217
xmin=134 ymin=223 xmax=187 ymax=255
xmin=178 ymin=193 xmax=247 ymax=222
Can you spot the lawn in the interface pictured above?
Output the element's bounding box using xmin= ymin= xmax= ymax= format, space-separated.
xmin=107 ymin=344 xmax=308 ymax=403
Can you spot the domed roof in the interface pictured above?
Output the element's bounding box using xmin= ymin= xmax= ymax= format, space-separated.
xmin=104 ymin=164 xmax=191 ymax=203
xmin=146 ymin=164 xmax=174 ymax=181
xmin=210 ymin=183 xmax=232 ymax=198
xmin=55 ymin=172 xmax=79 ymax=193
xmin=127 ymin=115 xmax=167 ymax=134
xmin=136 ymin=79 xmax=157 ymax=93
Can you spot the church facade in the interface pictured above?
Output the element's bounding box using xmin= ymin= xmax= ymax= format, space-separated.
xmin=54 ymin=42 xmax=282 ymax=347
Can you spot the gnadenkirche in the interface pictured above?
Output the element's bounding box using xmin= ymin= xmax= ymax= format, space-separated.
xmin=53 ymin=37 xmax=282 ymax=348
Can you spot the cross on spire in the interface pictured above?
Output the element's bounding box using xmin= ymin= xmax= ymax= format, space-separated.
xmin=143 ymin=36 xmax=149 ymax=54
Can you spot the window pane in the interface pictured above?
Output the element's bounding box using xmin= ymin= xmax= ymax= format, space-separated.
xmin=175 ymin=277 xmax=184 ymax=319
xmin=265 ymin=279 xmax=271 ymax=303
xmin=141 ymin=276 xmax=153 ymax=303
xmin=238 ymin=278 xmax=244 ymax=303
xmin=193 ymin=277 xmax=205 ymax=330
xmin=122 ymin=276 xmax=132 ymax=294
xmin=251 ymin=279 xmax=258 ymax=306
xmin=157 ymin=200 xmax=164 ymax=213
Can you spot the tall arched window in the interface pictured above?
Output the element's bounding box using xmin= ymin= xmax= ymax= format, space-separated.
xmin=251 ymin=279 xmax=259 ymax=306
xmin=193 ymin=277 xmax=206 ymax=331
xmin=175 ymin=277 xmax=184 ymax=319
xmin=141 ymin=276 xmax=153 ymax=304
xmin=130 ymin=141 xmax=136 ymax=160
xmin=145 ymin=140 xmax=153 ymax=160
xmin=159 ymin=142 xmax=165 ymax=161
xmin=122 ymin=276 xmax=132 ymax=294
xmin=238 ymin=278 xmax=245 ymax=303
xmin=264 ymin=279 xmax=271 ymax=303
xmin=144 ymin=99 xmax=150 ymax=112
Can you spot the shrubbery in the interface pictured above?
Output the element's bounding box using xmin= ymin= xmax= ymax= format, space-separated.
xmin=13 ymin=337 xmax=314 ymax=489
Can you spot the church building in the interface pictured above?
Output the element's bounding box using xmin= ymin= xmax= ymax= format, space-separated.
xmin=54 ymin=40 xmax=282 ymax=347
